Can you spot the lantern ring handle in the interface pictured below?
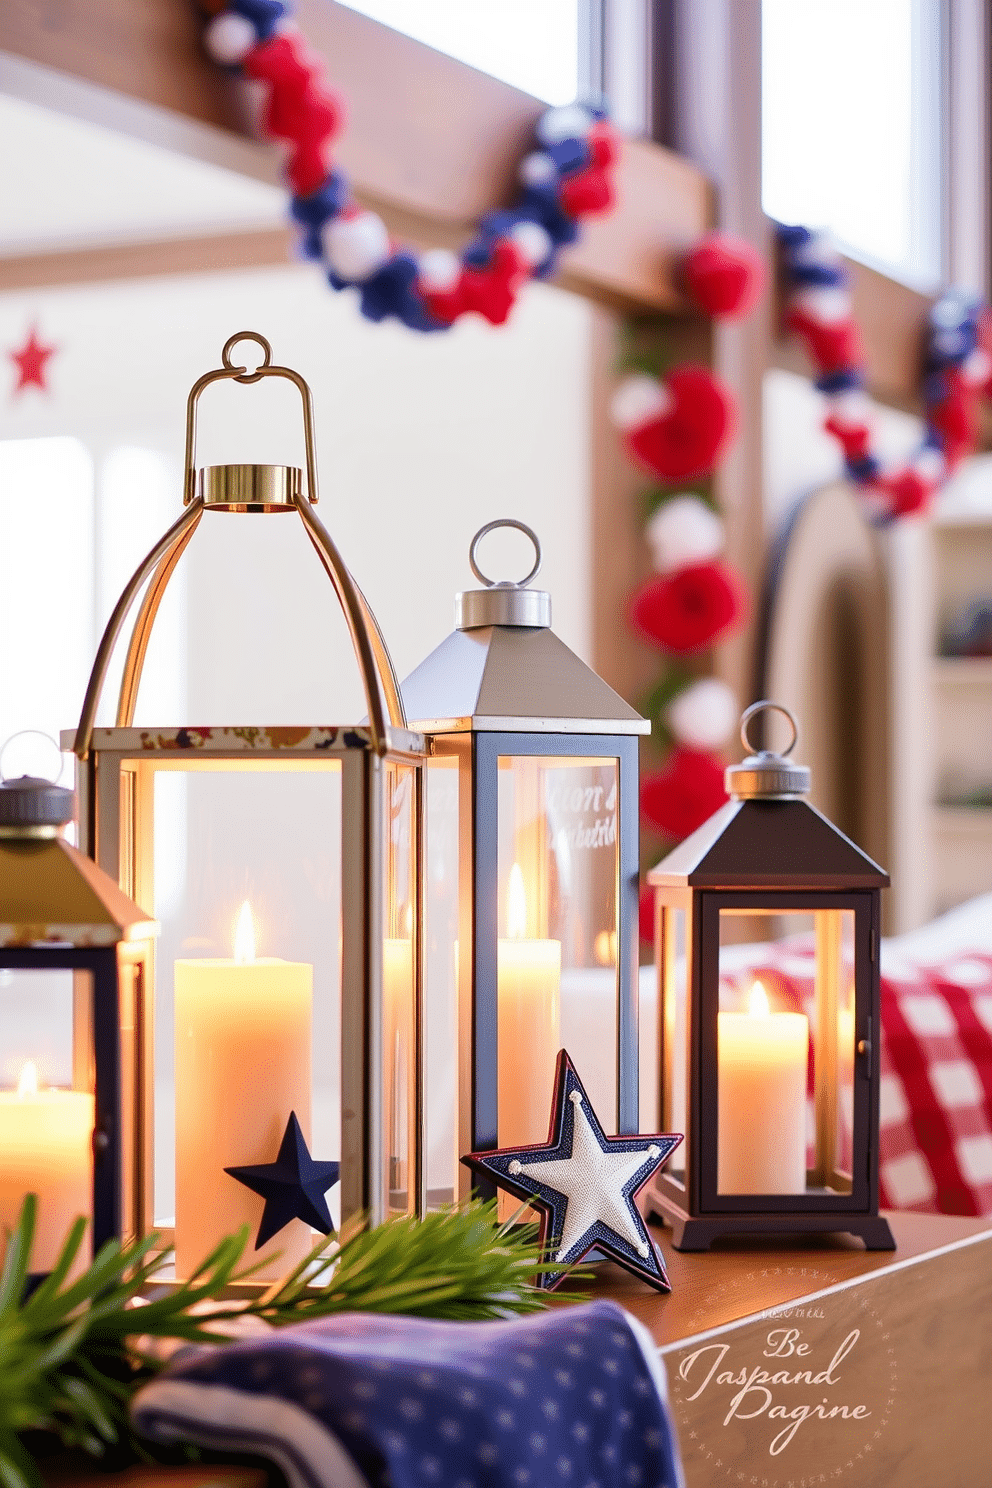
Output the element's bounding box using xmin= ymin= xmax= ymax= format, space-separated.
xmin=221 ymin=330 xmax=273 ymax=383
xmin=740 ymin=700 xmax=799 ymax=757
xmin=0 ymin=730 xmax=63 ymax=784
xmin=469 ymin=519 xmax=543 ymax=589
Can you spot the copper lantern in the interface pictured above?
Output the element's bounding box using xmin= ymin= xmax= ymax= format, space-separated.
xmin=401 ymin=520 xmax=650 ymax=1203
xmin=644 ymin=701 xmax=895 ymax=1251
xmin=63 ymin=334 xmax=427 ymax=1277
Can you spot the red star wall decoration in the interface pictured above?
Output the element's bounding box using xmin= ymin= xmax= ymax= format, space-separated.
xmin=9 ymin=325 xmax=57 ymax=395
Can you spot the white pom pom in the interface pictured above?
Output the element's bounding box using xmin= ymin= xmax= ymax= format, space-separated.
xmin=645 ymin=495 xmax=724 ymax=573
xmin=825 ymin=389 xmax=872 ymax=429
xmin=914 ymin=447 xmax=946 ymax=482
xmin=519 ymin=151 xmax=558 ymax=188
xmin=418 ymin=249 xmax=461 ymax=292
xmin=610 ymin=374 xmax=671 ymax=432
xmin=790 ymin=229 xmax=840 ymax=270
xmin=665 ymin=679 xmax=738 ymax=751
xmin=794 ymin=286 xmax=851 ymax=325
xmin=536 ymin=104 xmax=595 ymax=146
xmin=961 ymin=347 xmax=992 ymax=386
xmin=204 ymin=12 xmax=258 ymax=65
xmin=510 ymin=220 xmax=552 ymax=267
xmin=323 ymin=211 xmax=389 ymax=282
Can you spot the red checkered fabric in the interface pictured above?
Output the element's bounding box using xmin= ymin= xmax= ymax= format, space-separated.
xmin=740 ymin=945 xmax=992 ymax=1217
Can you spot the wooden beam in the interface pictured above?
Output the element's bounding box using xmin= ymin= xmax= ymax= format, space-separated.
xmin=1 ymin=0 xmax=711 ymax=313
xmin=0 ymin=228 xmax=295 ymax=293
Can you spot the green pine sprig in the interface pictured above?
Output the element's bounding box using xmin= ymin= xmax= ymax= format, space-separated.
xmin=0 ymin=1195 xmax=581 ymax=1488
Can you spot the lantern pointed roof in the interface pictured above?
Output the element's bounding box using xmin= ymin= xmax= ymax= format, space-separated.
xmin=0 ymin=838 xmax=157 ymax=948
xmin=401 ymin=625 xmax=649 ymax=735
xmin=648 ymin=798 xmax=889 ymax=889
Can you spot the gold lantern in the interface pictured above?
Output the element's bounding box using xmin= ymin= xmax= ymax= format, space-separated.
xmin=63 ymin=334 xmax=426 ymax=1274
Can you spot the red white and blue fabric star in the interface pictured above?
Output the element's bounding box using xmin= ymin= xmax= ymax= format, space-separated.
xmin=225 ymin=1110 xmax=339 ymax=1249
xmin=463 ymin=1050 xmax=681 ymax=1293
xmin=200 ymin=1 xmax=619 ymax=331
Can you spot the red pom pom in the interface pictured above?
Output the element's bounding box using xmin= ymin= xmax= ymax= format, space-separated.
xmin=420 ymin=278 xmax=467 ymax=326
xmin=638 ymin=884 xmax=656 ymax=945
xmin=785 ymin=308 xmax=863 ymax=375
xmin=559 ymin=162 xmax=614 ymax=217
xmin=823 ymin=413 xmax=872 ymax=462
xmin=930 ymin=371 xmax=978 ymax=468
xmin=630 ymin=560 xmax=747 ymax=654
xmin=881 ymin=469 xmax=933 ymax=518
xmin=286 ymin=139 xmax=329 ymax=196
xmin=684 ymin=234 xmax=764 ymax=319
xmin=589 ymin=119 xmax=621 ymax=169
xmin=625 ymin=365 xmax=737 ymax=482
xmin=641 ymin=747 xmax=728 ymax=840
xmin=243 ymin=34 xmax=311 ymax=89
xmin=460 ymin=240 xmax=529 ymax=325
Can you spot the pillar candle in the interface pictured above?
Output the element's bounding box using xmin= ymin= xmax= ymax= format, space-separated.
xmin=717 ymin=982 xmax=809 ymax=1194
xmin=175 ymin=903 xmax=312 ymax=1280
xmin=497 ymin=865 xmax=561 ymax=1148
xmin=383 ymin=937 xmax=413 ymax=1212
xmin=0 ymin=1062 xmax=93 ymax=1275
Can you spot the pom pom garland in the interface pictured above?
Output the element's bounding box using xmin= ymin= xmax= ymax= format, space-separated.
xmin=201 ymin=1 xmax=619 ymax=331
xmin=610 ymin=375 xmax=672 ymax=432
xmin=778 ymin=222 xmax=992 ymax=523
xmin=644 ymin=494 xmax=724 ymax=574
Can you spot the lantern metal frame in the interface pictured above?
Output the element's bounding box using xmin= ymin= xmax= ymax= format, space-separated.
xmin=644 ymin=702 xmax=896 ymax=1252
xmin=0 ymin=785 xmax=157 ymax=1256
xmin=63 ymin=332 xmax=428 ymax=1238
xmin=402 ymin=520 xmax=650 ymax=1195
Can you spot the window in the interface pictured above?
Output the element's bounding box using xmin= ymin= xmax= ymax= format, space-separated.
xmin=762 ymin=0 xmax=942 ymax=287
xmin=337 ymin=0 xmax=580 ymax=104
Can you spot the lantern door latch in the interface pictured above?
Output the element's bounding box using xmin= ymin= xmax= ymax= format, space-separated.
xmin=857 ymin=1017 xmax=873 ymax=1074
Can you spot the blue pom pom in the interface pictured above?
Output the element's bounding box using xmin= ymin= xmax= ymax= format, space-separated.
xmin=776 ymin=223 xmax=814 ymax=249
xmin=358 ymin=253 xmax=447 ymax=332
xmin=291 ymin=172 xmax=350 ymax=259
xmin=816 ymin=369 xmax=863 ymax=394
xmin=546 ymin=137 xmax=590 ymax=175
xmin=846 ymin=454 xmax=881 ymax=483
xmin=230 ymin=0 xmax=287 ymax=41
xmin=789 ymin=262 xmax=847 ymax=288
xmin=517 ymin=185 xmax=579 ymax=248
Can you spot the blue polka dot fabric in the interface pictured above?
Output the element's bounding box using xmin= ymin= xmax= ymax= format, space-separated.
xmin=132 ymin=1299 xmax=684 ymax=1488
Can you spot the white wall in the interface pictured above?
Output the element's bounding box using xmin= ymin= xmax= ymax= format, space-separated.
xmin=0 ymin=262 xmax=593 ymax=733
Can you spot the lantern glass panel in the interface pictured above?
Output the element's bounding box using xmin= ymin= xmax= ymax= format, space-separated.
xmin=0 ymin=967 xmax=95 ymax=1273
xmin=496 ymin=754 xmax=619 ymax=1143
xmin=383 ymin=761 xmax=417 ymax=1217
xmin=0 ymin=967 xmax=75 ymax=1088
xmin=145 ymin=760 xmax=343 ymax=1275
xmin=657 ymin=905 xmax=688 ymax=1188
xmin=423 ymin=754 xmax=459 ymax=1208
xmin=716 ymin=907 xmax=855 ymax=1198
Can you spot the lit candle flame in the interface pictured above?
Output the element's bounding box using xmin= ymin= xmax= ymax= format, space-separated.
xmin=234 ymin=901 xmax=256 ymax=964
xmin=748 ymin=981 xmax=770 ymax=1018
xmin=17 ymin=1061 xmax=38 ymax=1097
xmin=507 ymin=863 xmax=527 ymax=940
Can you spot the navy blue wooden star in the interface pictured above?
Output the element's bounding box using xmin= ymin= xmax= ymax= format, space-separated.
xmin=225 ymin=1111 xmax=339 ymax=1250
xmin=462 ymin=1050 xmax=682 ymax=1292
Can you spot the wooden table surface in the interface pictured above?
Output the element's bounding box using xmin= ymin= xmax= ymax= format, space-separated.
xmin=40 ymin=1210 xmax=992 ymax=1488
